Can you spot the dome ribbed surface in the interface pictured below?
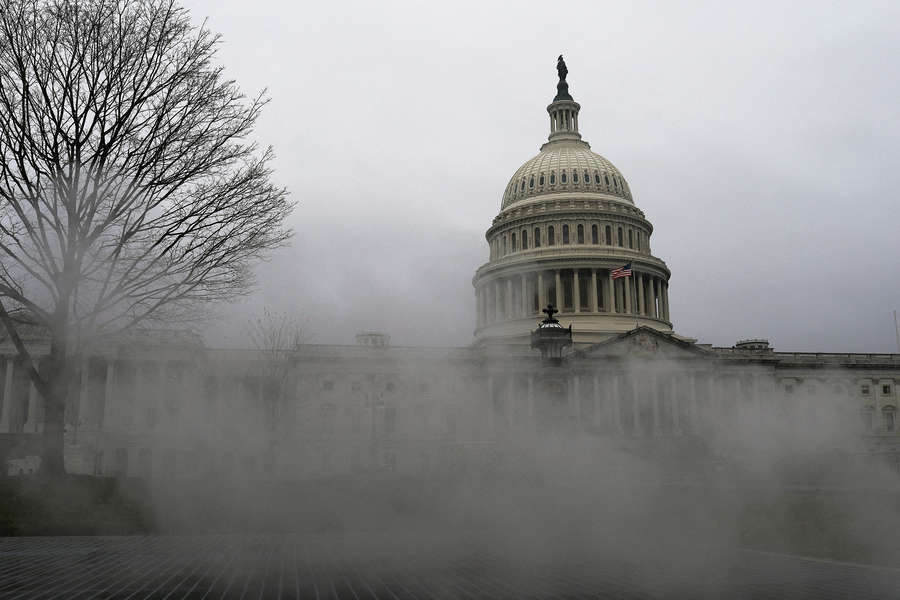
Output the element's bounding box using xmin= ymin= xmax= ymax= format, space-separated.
xmin=501 ymin=143 xmax=633 ymax=209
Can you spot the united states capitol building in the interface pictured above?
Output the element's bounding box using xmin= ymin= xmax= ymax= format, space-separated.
xmin=2 ymin=59 xmax=898 ymax=478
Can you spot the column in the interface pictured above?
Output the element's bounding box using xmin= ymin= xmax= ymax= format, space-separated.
xmin=1 ymin=359 xmax=13 ymax=432
xmin=506 ymin=375 xmax=515 ymax=430
xmin=661 ymin=282 xmax=669 ymax=321
xmin=637 ymin=273 xmax=645 ymax=316
xmin=572 ymin=375 xmax=581 ymax=428
xmin=624 ymin=275 xmax=632 ymax=314
xmin=554 ymin=270 xmax=562 ymax=309
xmin=592 ymin=374 xmax=600 ymax=428
xmin=590 ymin=269 xmax=599 ymax=312
xmin=487 ymin=376 xmax=495 ymax=435
xmin=573 ymin=270 xmax=581 ymax=313
xmin=506 ymin=279 xmax=513 ymax=319
xmin=672 ymin=377 xmax=681 ymax=435
xmin=651 ymin=278 xmax=659 ymax=318
xmin=652 ymin=376 xmax=660 ymax=434
xmin=611 ymin=374 xmax=622 ymax=433
xmin=103 ymin=359 xmax=116 ymax=430
xmin=632 ymin=376 xmax=641 ymax=436
xmin=538 ymin=272 xmax=546 ymax=309
xmin=527 ymin=374 xmax=535 ymax=425
xmin=79 ymin=359 xmax=92 ymax=429
xmin=521 ymin=275 xmax=528 ymax=316
xmin=690 ymin=372 xmax=700 ymax=434
xmin=494 ymin=280 xmax=502 ymax=321
xmin=607 ymin=270 xmax=615 ymax=313
xmin=23 ymin=379 xmax=39 ymax=433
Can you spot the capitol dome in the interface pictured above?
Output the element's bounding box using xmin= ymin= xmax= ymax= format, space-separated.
xmin=501 ymin=142 xmax=633 ymax=209
xmin=473 ymin=56 xmax=674 ymax=347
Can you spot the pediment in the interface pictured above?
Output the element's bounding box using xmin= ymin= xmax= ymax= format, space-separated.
xmin=573 ymin=327 xmax=711 ymax=361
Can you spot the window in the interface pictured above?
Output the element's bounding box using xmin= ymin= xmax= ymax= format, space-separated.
xmin=584 ymin=170 xmax=589 ymax=184
xmin=322 ymin=380 xmax=334 ymax=391
xmin=884 ymin=406 xmax=896 ymax=431
xmin=628 ymin=230 xmax=633 ymax=249
xmin=605 ymin=225 xmax=612 ymax=245
xmin=617 ymin=227 xmax=623 ymax=246
xmin=573 ymin=171 xmax=578 ymax=183
xmin=785 ymin=384 xmax=794 ymax=394
xmin=529 ymin=176 xmax=534 ymax=189
xmin=550 ymin=171 xmax=555 ymax=185
xmin=511 ymin=233 xmax=516 ymax=251
xmin=539 ymin=174 xmax=544 ymax=186
xmin=522 ymin=230 xmax=528 ymax=249
xmin=604 ymin=174 xmax=610 ymax=186
xmin=863 ymin=406 xmax=875 ymax=431
xmin=637 ymin=231 xmax=642 ymax=251
xmin=562 ymin=224 xmax=570 ymax=244
xmin=577 ymin=224 xmax=584 ymax=244
xmin=594 ymin=172 xmax=601 ymax=184
xmin=591 ymin=224 xmax=598 ymax=244
xmin=520 ymin=179 xmax=525 ymax=191
xmin=561 ymin=171 xmax=567 ymax=183
xmin=883 ymin=384 xmax=892 ymax=395
xmin=861 ymin=384 xmax=870 ymax=396
xmin=534 ymin=227 xmax=541 ymax=247
xmin=502 ymin=237 xmax=507 ymax=254
xmin=548 ymin=226 xmax=555 ymax=246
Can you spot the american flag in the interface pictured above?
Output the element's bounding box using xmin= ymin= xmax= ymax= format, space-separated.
xmin=611 ymin=262 xmax=632 ymax=279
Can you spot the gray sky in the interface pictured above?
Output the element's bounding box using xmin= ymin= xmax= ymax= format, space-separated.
xmin=182 ymin=0 xmax=900 ymax=352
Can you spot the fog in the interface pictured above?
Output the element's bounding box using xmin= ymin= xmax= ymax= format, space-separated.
xmin=176 ymin=0 xmax=900 ymax=352
xmin=12 ymin=345 xmax=890 ymax=595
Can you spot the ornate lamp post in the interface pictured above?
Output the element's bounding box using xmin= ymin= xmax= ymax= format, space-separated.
xmin=530 ymin=304 xmax=572 ymax=364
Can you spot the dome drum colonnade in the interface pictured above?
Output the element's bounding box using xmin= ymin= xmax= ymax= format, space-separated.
xmin=473 ymin=57 xmax=672 ymax=345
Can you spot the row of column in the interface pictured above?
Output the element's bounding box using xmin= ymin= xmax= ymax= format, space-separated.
xmin=485 ymin=370 xmax=770 ymax=436
xmin=477 ymin=269 xmax=670 ymax=328
xmin=0 ymin=357 xmax=188 ymax=435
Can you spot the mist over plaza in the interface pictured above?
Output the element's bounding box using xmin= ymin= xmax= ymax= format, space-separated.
xmin=1 ymin=1 xmax=900 ymax=599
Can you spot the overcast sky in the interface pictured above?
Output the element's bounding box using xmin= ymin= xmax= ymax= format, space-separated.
xmin=181 ymin=0 xmax=900 ymax=352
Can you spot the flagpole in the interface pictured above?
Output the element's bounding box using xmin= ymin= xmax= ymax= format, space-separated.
xmin=894 ymin=310 xmax=900 ymax=353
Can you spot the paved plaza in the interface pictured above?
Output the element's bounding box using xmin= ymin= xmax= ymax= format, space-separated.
xmin=1 ymin=535 xmax=899 ymax=599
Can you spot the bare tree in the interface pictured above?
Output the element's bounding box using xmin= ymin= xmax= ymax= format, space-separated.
xmin=0 ymin=0 xmax=294 ymax=474
xmin=246 ymin=308 xmax=307 ymax=458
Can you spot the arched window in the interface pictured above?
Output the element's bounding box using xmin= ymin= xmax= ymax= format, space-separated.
xmin=584 ymin=170 xmax=589 ymax=184
xmin=604 ymin=174 xmax=610 ymax=186
xmin=534 ymin=227 xmax=541 ymax=247
xmin=562 ymin=224 xmax=570 ymax=244
xmin=884 ymin=406 xmax=896 ymax=432
xmin=594 ymin=172 xmax=601 ymax=184
xmin=521 ymin=229 xmax=528 ymax=249
xmin=539 ymin=174 xmax=545 ymax=186
xmin=617 ymin=227 xmax=623 ymax=246
xmin=573 ymin=171 xmax=578 ymax=183
xmin=520 ymin=179 xmax=526 ymax=191
xmin=577 ymin=224 xmax=584 ymax=244
xmin=605 ymin=225 xmax=612 ymax=245
xmin=613 ymin=177 xmax=619 ymax=190
xmin=549 ymin=171 xmax=556 ymax=185
xmin=511 ymin=232 xmax=517 ymax=251
xmin=591 ymin=224 xmax=598 ymax=244
xmin=548 ymin=226 xmax=555 ymax=246
xmin=628 ymin=229 xmax=633 ymax=249
xmin=561 ymin=170 xmax=567 ymax=183
xmin=529 ymin=176 xmax=534 ymax=189
xmin=636 ymin=231 xmax=641 ymax=251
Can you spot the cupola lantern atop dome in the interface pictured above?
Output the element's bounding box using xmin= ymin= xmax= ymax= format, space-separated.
xmin=546 ymin=55 xmax=582 ymax=145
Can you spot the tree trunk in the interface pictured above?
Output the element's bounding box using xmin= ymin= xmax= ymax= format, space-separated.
xmin=38 ymin=335 xmax=69 ymax=476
